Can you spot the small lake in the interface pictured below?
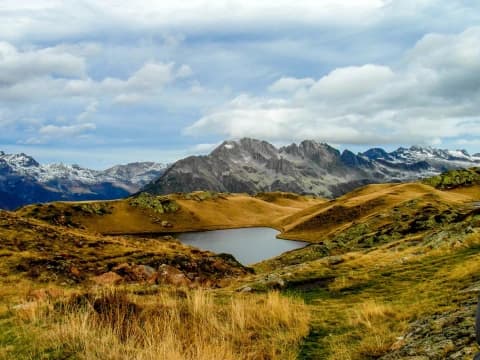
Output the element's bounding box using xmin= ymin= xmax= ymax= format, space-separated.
xmin=178 ymin=227 xmax=308 ymax=265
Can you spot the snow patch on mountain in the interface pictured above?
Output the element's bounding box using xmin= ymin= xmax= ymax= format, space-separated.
xmin=0 ymin=151 xmax=166 ymax=209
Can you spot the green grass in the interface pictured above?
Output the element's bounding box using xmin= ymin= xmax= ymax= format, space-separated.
xmin=423 ymin=167 xmax=480 ymax=189
xmin=287 ymin=241 xmax=480 ymax=359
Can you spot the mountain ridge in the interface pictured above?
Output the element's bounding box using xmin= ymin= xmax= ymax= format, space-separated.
xmin=0 ymin=151 xmax=166 ymax=210
xmin=143 ymin=138 xmax=480 ymax=197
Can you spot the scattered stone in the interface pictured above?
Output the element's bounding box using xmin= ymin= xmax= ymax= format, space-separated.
xmin=237 ymin=286 xmax=253 ymax=293
xmin=12 ymin=301 xmax=39 ymax=313
xmin=161 ymin=220 xmax=173 ymax=228
xmin=261 ymin=274 xmax=285 ymax=289
xmin=157 ymin=264 xmax=192 ymax=287
xmin=70 ymin=266 xmax=81 ymax=277
xmin=112 ymin=263 xmax=156 ymax=282
xmin=27 ymin=288 xmax=63 ymax=301
xmin=381 ymin=297 xmax=479 ymax=360
xmin=327 ymin=255 xmax=344 ymax=266
xmin=91 ymin=272 xmax=123 ymax=285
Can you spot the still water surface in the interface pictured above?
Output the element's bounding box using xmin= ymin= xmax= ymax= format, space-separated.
xmin=178 ymin=227 xmax=308 ymax=265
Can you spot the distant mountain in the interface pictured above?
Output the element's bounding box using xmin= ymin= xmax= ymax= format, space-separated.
xmin=143 ymin=138 xmax=480 ymax=197
xmin=0 ymin=151 xmax=165 ymax=209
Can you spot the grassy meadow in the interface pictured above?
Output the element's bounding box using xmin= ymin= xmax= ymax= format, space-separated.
xmin=2 ymin=175 xmax=480 ymax=359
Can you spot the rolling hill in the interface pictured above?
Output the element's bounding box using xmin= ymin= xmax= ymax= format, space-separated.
xmin=2 ymin=169 xmax=480 ymax=359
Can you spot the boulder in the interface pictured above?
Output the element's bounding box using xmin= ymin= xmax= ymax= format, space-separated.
xmin=91 ymin=272 xmax=123 ymax=285
xmin=157 ymin=264 xmax=192 ymax=287
xmin=161 ymin=220 xmax=173 ymax=228
xmin=112 ymin=263 xmax=156 ymax=282
xmin=27 ymin=288 xmax=64 ymax=301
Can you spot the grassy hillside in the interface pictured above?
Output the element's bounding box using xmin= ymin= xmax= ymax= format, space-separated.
xmin=231 ymin=181 xmax=480 ymax=359
xmin=17 ymin=191 xmax=324 ymax=235
xmin=279 ymin=182 xmax=478 ymax=244
xmin=3 ymin=182 xmax=480 ymax=359
xmin=0 ymin=208 xmax=309 ymax=359
xmin=423 ymin=167 xmax=480 ymax=189
xmin=0 ymin=210 xmax=251 ymax=289
xmin=3 ymin=287 xmax=309 ymax=359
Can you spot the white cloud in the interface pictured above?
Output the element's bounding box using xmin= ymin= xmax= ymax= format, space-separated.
xmin=77 ymin=101 xmax=98 ymax=121
xmin=186 ymin=27 xmax=480 ymax=146
xmin=176 ymin=64 xmax=193 ymax=78
xmin=125 ymin=62 xmax=174 ymax=91
xmin=189 ymin=142 xmax=220 ymax=153
xmin=22 ymin=122 xmax=96 ymax=144
xmin=113 ymin=93 xmax=145 ymax=105
xmin=308 ymin=64 xmax=394 ymax=100
xmin=268 ymin=77 xmax=315 ymax=93
xmin=0 ymin=45 xmax=191 ymax=106
xmin=0 ymin=42 xmax=86 ymax=86
xmin=0 ymin=1 xmax=386 ymax=42
xmin=39 ymin=123 xmax=96 ymax=137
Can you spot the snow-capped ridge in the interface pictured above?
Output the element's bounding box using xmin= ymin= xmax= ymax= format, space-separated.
xmin=0 ymin=151 xmax=166 ymax=209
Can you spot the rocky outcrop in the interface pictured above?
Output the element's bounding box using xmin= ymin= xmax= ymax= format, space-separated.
xmin=381 ymin=295 xmax=479 ymax=359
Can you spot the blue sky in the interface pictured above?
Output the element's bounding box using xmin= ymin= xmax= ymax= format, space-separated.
xmin=1 ymin=0 xmax=480 ymax=168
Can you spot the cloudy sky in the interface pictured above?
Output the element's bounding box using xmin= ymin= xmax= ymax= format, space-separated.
xmin=1 ymin=0 xmax=480 ymax=168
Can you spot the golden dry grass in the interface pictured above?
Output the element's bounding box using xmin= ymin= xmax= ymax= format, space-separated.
xmin=18 ymin=193 xmax=323 ymax=235
xmin=8 ymin=288 xmax=310 ymax=360
xmin=280 ymin=182 xmax=480 ymax=242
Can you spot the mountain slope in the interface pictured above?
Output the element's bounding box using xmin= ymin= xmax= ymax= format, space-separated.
xmin=17 ymin=191 xmax=324 ymax=235
xmin=0 ymin=151 xmax=165 ymax=210
xmin=143 ymin=138 xmax=480 ymax=197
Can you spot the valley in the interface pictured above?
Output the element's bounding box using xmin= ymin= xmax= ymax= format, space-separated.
xmin=1 ymin=169 xmax=480 ymax=359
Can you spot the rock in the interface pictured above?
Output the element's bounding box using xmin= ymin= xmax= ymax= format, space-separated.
xmin=91 ymin=272 xmax=123 ymax=285
xmin=327 ymin=255 xmax=344 ymax=266
xmin=12 ymin=302 xmax=39 ymax=316
xmin=157 ymin=264 xmax=191 ymax=287
xmin=380 ymin=298 xmax=478 ymax=360
xmin=112 ymin=263 xmax=156 ymax=282
xmin=161 ymin=220 xmax=173 ymax=228
xmin=262 ymin=274 xmax=286 ymax=289
xmin=27 ymin=288 xmax=64 ymax=301
xmin=237 ymin=286 xmax=253 ymax=293
xmin=70 ymin=266 xmax=81 ymax=277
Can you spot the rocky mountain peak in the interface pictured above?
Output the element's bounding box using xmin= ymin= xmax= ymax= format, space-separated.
xmin=211 ymin=138 xmax=279 ymax=163
xmin=0 ymin=151 xmax=165 ymax=210
xmin=363 ymin=148 xmax=392 ymax=160
xmin=340 ymin=150 xmax=370 ymax=167
xmin=0 ymin=152 xmax=40 ymax=168
xmin=143 ymin=138 xmax=480 ymax=199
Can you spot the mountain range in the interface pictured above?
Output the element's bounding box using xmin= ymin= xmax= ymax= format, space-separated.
xmin=144 ymin=138 xmax=480 ymax=197
xmin=2 ymin=138 xmax=480 ymax=210
xmin=0 ymin=151 xmax=165 ymax=210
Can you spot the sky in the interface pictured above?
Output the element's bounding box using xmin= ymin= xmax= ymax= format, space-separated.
xmin=1 ymin=0 xmax=480 ymax=168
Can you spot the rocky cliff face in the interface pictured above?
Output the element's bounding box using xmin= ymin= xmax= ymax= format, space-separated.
xmin=143 ymin=138 xmax=480 ymax=198
xmin=0 ymin=151 xmax=165 ymax=209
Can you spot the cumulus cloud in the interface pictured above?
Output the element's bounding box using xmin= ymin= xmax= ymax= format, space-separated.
xmin=77 ymin=101 xmax=98 ymax=121
xmin=4 ymin=1 xmax=480 ymax=164
xmin=22 ymin=122 xmax=96 ymax=144
xmin=307 ymin=64 xmax=394 ymax=100
xmin=185 ymin=27 xmax=480 ymax=146
xmin=268 ymin=77 xmax=315 ymax=93
xmin=0 ymin=41 xmax=192 ymax=106
xmin=39 ymin=123 xmax=96 ymax=137
xmin=0 ymin=42 xmax=86 ymax=86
